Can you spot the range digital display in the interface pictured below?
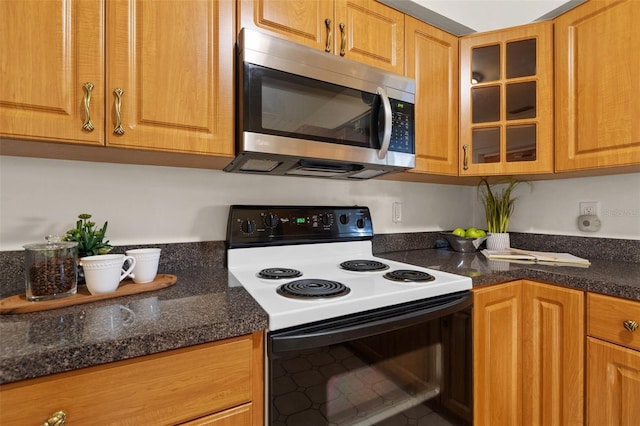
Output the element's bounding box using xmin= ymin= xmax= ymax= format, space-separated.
xmin=295 ymin=217 xmax=307 ymax=225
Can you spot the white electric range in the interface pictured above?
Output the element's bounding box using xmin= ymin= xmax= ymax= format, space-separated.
xmin=226 ymin=205 xmax=472 ymax=331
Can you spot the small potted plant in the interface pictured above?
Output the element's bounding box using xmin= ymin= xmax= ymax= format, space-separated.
xmin=63 ymin=213 xmax=112 ymax=257
xmin=477 ymin=178 xmax=526 ymax=250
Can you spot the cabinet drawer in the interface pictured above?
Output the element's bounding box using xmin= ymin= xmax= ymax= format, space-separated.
xmin=180 ymin=403 xmax=253 ymax=425
xmin=588 ymin=293 xmax=640 ymax=351
xmin=0 ymin=335 xmax=256 ymax=425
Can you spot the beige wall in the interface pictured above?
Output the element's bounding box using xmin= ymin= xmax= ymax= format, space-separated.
xmin=1 ymin=155 xmax=638 ymax=251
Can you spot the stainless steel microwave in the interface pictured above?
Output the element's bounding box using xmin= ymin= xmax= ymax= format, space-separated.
xmin=224 ymin=28 xmax=416 ymax=180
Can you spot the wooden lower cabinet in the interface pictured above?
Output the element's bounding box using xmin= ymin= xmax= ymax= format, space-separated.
xmin=473 ymin=280 xmax=584 ymax=426
xmin=0 ymin=332 xmax=264 ymax=426
xmin=587 ymin=338 xmax=640 ymax=426
xmin=181 ymin=403 xmax=253 ymax=426
xmin=587 ymin=293 xmax=640 ymax=425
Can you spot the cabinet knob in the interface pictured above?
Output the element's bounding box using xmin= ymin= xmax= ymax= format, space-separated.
xmin=325 ymin=18 xmax=332 ymax=52
xmin=113 ymin=88 xmax=125 ymax=135
xmin=43 ymin=410 xmax=66 ymax=426
xmin=82 ymin=82 xmax=95 ymax=132
xmin=623 ymin=320 xmax=638 ymax=332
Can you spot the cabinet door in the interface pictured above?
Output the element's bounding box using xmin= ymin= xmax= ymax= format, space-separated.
xmin=473 ymin=282 xmax=522 ymax=426
xmin=180 ymin=403 xmax=253 ymax=425
xmin=587 ymin=337 xmax=640 ymax=426
xmin=0 ymin=0 xmax=104 ymax=145
xmin=238 ymin=0 xmax=334 ymax=51
xmin=460 ymin=22 xmax=553 ymax=175
xmin=522 ymin=281 xmax=584 ymax=426
xmin=106 ymin=0 xmax=234 ymax=155
xmin=555 ymin=0 xmax=640 ymax=171
xmin=334 ymin=0 xmax=404 ymax=74
xmin=405 ymin=16 xmax=459 ymax=176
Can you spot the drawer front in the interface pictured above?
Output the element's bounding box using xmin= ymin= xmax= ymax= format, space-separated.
xmin=0 ymin=335 xmax=255 ymax=425
xmin=180 ymin=403 xmax=252 ymax=425
xmin=588 ymin=293 xmax=640 ymax=351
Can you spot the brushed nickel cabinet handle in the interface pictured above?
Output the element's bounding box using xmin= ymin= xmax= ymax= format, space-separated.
xmin=624 ymin=320 xmax=639 ymax=332
xmin=325 ymin=18 xmax=332 ymax=52
xmin=82 ymin=82 xmax=94 ymax=131
xmin=113 ymin=88 xmax=125 ymax=135
xmin=339 ymin=23 xmax=346 ymax=56
xmin=463 ymin=144 xmax=469 ymax=170
xmin=43 ymin=410 xmax=66 ymax=426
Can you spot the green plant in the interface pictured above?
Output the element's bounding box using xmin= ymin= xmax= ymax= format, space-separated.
xmin=62 ymin=213 xmax=112 ymax=257
xmin=477 ymin=178 xmax=526 ymax=233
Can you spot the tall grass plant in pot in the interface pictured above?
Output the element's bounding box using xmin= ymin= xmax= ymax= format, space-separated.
xmin=478 ymin=178 xmax=525 ymax=250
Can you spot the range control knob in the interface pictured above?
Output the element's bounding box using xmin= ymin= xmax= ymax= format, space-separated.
xmin=264 ymin=213 xmax=279 ymax=228
xmin=356 ymin=217 xmax=366 ymax=229
xmin=339 ymin=214 xmax=349 ymax=225
xmin=319 ymin=213 xmax=333 ymax=227
xmin=240 ymin=220 xmax=256 ymax=234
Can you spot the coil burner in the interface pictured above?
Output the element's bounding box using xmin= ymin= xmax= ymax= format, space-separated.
xmin=258 ymin=268 xmax=303 ymax=280
xmin=277 ymin=279 xmax=350 ymax=299
xmin=384 ymin=270 xmax=436 ymax=283
xmin=340 ymin=260 xmax=389 ymax=272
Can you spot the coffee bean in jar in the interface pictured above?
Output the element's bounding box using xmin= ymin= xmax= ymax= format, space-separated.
xmin=24 ymin=235 xmax=78 ymax=301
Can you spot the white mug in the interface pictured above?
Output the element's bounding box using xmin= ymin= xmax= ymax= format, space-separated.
xmin=125 ymin=248 xmax=161 ymax=283
xmin=81 ymin=254 xmax=136 ymax=295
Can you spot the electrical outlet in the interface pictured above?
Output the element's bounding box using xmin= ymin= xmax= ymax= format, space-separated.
xmin=392 ymin=202 xmax=402 ymax=223
xmin=579 ymin=201 xmax=599 ymax=216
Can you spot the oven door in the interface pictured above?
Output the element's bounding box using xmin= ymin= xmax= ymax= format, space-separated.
xmin=267 ymin=291 xmax=473 ymax=425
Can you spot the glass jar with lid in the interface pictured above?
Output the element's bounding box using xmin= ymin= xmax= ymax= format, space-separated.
xmin=24 ymin=235 xmax=78 ymax=301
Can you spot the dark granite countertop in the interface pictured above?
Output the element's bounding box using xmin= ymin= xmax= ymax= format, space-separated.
xmin=378 ymin=249 xmax=640 ymax=300
xmin=2 ymin=237 xmax=639 ymax=385
xmin=0 ymin=266 xmax=268 ymax=384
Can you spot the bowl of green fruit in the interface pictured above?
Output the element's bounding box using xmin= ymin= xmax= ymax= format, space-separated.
xmin=440 ymin=227 xmax=487 ymax=253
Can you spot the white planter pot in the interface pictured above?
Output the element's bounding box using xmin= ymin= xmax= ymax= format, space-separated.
xmin=487 ymin=232 xmax=510 ymax=250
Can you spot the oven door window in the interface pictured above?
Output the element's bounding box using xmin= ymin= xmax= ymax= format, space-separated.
xmin=269 ymin=310 xmax=472 ymax=425
xmin=243 ymin=63 xmax=384 ymax=149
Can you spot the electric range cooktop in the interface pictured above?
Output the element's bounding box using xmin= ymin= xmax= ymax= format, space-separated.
xmin=226 ymin=205 xmax=471 ymax=331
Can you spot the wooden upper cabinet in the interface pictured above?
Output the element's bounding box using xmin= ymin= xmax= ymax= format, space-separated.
xmin=405 ymin=17 xmax=459 ymax=175
xmin=0 ymin=0 xmax=234 ymax=157
xmin=106 ymin=0 xmax=235 ymax=155
xmin=334 ymin=0 xmax=404 ymax=74
xmin=459 ymin=22 xmax=554 ymax=176
xmin=0 ymin=0 xmax=105 ymax=145
xmin=238 ymin=0 xmax=334 ymax=51
xmin=555 ymin=0 xmax=640 ymax=172
xmin=239 ymin=0 xmax=404 ymax=74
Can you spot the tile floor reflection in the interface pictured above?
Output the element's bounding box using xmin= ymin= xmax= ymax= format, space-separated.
xmin=271 ymin=345 xmax=457 ymax=426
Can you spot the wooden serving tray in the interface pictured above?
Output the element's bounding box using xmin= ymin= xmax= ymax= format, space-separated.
xmin=0 ymin=274 xmax=177 ymax=315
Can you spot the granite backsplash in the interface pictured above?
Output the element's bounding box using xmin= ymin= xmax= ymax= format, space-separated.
xmin=2 ymin=232 xmax=639 ymax=298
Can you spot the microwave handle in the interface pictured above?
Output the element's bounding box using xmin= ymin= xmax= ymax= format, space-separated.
xmin=376 ymin=86 xmax=392 ymax=159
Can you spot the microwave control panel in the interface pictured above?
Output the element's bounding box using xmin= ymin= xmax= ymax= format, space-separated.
xmin=388 ymin=99 xmax=414 ymax=154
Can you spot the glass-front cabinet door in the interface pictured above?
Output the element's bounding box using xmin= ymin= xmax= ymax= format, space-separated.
xmin=459 ymin=22 xmax=553 ymax=175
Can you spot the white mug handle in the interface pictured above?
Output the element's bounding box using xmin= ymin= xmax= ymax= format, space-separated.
xmin=120 ymin=256 xmax=136 ymax=281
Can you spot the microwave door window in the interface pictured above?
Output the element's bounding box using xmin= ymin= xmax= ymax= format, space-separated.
xmin=245 ymin=64 xmax=379 ymax=148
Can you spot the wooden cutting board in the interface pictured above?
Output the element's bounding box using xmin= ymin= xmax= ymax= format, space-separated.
xmin=0 ymin=274 xmax=177 ymax=314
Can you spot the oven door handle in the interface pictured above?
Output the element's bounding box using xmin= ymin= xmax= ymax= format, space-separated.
xmin=269 ymin=291 xmax=472 ymax=354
